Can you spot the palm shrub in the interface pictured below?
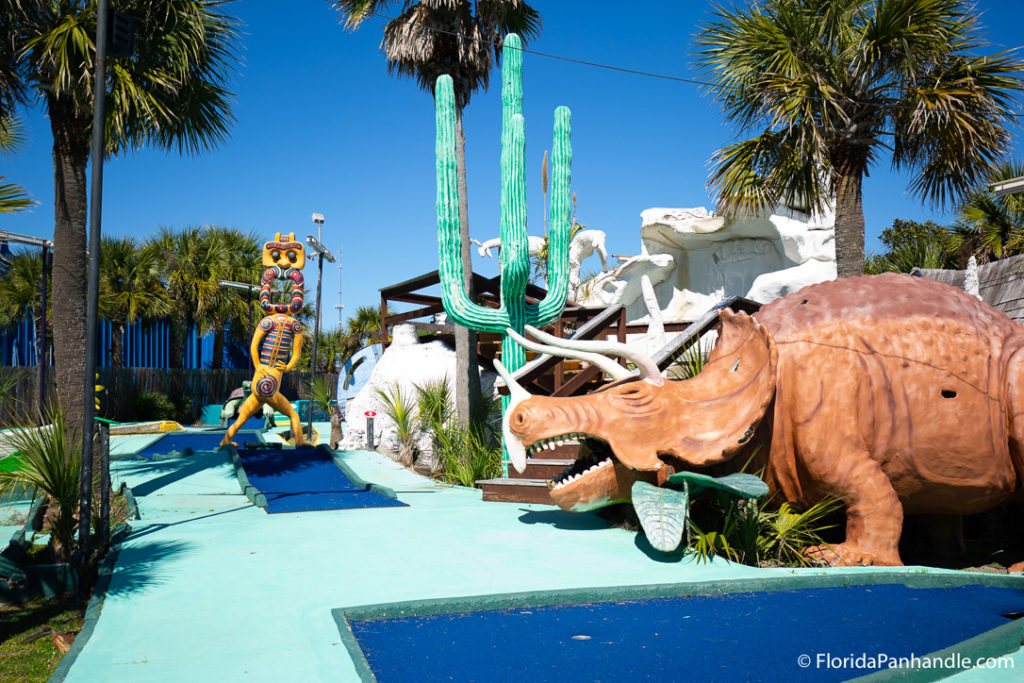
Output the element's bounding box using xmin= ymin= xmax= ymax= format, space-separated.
xmin=686 ymin=490 xmax=842 ymax=568
xmin=376 ymin=384 xmax=418 ymax=466
xmin=0 ymin=409 xmax=82 ymax=562
xmin=308 ymin=376 xmax=344 ymax=448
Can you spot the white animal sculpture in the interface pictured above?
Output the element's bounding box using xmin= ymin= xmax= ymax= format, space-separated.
xmin=568 ymin=229 xmax=610 ymax=289
xmin=470 ymin=236 xmax=547 ymax=259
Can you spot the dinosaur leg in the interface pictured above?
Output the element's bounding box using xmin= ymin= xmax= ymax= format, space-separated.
xmin=805 ymin=453 xmax=904 ymax=567
xmin=266 ymin=392 xmax=306 ymax=446
xmin=221 ymin=395 xmax=264 ymax=447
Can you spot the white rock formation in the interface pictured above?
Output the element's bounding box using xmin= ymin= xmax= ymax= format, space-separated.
xmin=338 ymin=324 xmax=497 ymax=467
xmin=573 ymin=202 xmax=836 ymax=323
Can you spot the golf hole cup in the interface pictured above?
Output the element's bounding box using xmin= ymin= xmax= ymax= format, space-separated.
xmin=365 ymin=410 xmax=377 ymax=449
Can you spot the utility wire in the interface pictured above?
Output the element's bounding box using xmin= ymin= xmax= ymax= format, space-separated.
xmin=352 ymin=9 xmax=1024 ymax=120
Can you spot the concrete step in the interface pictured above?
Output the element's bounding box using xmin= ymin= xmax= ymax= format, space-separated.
xmin=477 ymin=478 xmax=554 ymax=505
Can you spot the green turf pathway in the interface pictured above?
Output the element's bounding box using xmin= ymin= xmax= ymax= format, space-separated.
xmin=58 ymin=434 xmax=1024 ymax=682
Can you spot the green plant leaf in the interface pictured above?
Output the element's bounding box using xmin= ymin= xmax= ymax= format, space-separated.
xmin=632 ymin=481 xmax=689 ymax=552
xmin=666 ymin=471 xmax=769 ymax=499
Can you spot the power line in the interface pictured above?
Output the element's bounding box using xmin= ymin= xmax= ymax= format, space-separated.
xmin=352 ymin=9 xmax=1024 ymax=120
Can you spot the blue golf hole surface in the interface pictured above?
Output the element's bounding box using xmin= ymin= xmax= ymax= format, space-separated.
xmin=237 ymin=447 xmax=406 ymax=513
xmin=136 ymin=432 xmax=247 ymax=459
xmin=348 ymin=584 xmax=1024 ymax=682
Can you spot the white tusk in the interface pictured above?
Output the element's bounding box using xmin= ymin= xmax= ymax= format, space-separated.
xmin=506 ymin=328 xmax=632 ymax=381
xmin=493 ymin=358 xmax=529 ymax=474
xmin=524 ymin=325 xmax=663 ymax=385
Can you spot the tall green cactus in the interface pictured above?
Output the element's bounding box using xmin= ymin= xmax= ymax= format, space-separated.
xmin=435 ymin=33 xmax=572 ymax=473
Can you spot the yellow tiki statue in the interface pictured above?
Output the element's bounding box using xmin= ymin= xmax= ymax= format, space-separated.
xmin=221 ymin=232 xmax=308 ymax=447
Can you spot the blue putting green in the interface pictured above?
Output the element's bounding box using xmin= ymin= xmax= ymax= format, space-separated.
xmin=347 ymin=584 xmax=1024 ymax=682
xmin=236 ymin=447 xmax=406 ymax=513
xmin=137 ymin=432 xmax=229 ymax=459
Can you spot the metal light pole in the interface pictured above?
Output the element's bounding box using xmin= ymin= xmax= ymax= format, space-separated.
xmin=306 ymin=214 xmax=334 ymax=441
xmin=79 ymin=0 xmax=111 ymax=591
xmin=218 ymin=280 xmax=259 ymax=342
xmin=0 ymin=231 xmax=54 ymax=420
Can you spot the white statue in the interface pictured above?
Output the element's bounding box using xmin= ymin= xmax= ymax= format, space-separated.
xmin=470 ymin=236 xmax=546 ymax=259
xmin=965 ymin=255 xmax=982 ymax=300
xmin=568 ymin=229 xmax=610 ymax=290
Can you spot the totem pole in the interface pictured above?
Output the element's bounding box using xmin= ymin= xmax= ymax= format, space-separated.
xmin=435 ymin=33 xmax=572 ymax=473
xmin=221 ymin=233 xmax=307 ymax=447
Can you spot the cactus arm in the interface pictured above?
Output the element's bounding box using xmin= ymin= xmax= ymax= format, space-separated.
xmin=531 ymin=105 xmax=572 ymax=327
xmin=435 ymin=74 xmax=510 ymax=333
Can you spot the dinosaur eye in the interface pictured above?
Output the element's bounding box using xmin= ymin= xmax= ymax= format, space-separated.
xmin=286 ymin=250 xmax=297 ymax=262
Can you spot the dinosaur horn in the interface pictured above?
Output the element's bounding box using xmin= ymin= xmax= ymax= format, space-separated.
xmin=493 ymin=358 xmax=530 ymax=474
xmin=524 ymin=325 xmax=663 ymax=386
xmin=506 ymin=328 xmax=632 ymax=381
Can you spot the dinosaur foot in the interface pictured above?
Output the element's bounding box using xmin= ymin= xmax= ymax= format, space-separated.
xmin=219 ymin=437 xmax=237 ymax=448
xmin=806 ymin=543 xmax=902 ymax=567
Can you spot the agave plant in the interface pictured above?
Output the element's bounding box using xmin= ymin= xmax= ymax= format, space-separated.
xmin=0 ymin=409 xmax=82 ymax=562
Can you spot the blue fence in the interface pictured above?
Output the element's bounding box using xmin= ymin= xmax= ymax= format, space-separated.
xmin=0 ymin=311 xmax=248 ymax=369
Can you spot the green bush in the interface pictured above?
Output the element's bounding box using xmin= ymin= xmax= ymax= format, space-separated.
xmin=131 ymin=391 xmax=176 ymax=421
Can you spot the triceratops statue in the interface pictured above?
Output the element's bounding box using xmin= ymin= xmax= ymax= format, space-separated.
xmin=495 ymin=273 xmax=1024 ymax=569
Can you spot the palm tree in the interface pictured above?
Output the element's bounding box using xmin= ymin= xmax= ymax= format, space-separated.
xmin=347 ymin=305 xmax=384 ymax=358
xmin=97 ymin=236 xmax=172 ymax=367
xmin=4 ymin=0 xmax=239 ymax=432
xmin=331 ymin=0 xmax=541 ymax=426
xmin=0 ymin=115 xmax=33 ymax=213
xmin=951 ymin=160 xmax=1024 ymax=263
xmin=696 ymin=0 xmax=1023 ymax=278
xmin=0 ymin=249 xmax=47 ymax=367
xmin=201 ymin=228 xmax=261 ymax=369
xmin=149 ymin=226 xmax=229 ymax=368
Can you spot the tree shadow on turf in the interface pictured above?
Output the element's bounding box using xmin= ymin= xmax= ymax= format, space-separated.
xmin=128 ymin=452 xmax=232 ymax=497
xmin=106 ymin=540 xmax=195 ymax=597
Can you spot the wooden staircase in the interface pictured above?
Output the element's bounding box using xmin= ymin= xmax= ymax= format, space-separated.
xmin=478 ymin=443 xmax=579 ymax=505
xmin=477 ymin=295 xmax=763 ymax=505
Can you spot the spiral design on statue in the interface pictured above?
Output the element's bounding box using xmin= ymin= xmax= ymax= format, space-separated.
xmin=254 ymin=374 xmax=278 ymax=398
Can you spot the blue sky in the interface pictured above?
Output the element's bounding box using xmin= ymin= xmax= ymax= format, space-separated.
xmin=4 ymin=0 xmax=1024 ymax=330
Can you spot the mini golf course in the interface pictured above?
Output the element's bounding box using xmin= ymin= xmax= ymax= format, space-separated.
xmin=232 ymin=445 xmax=406 ymax=513
xmin=335 ymin=576 xmax=1024 ymax=682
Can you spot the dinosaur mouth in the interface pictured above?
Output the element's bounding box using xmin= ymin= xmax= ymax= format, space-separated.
xmin=526 ymin=436 xmax=616 ymax=491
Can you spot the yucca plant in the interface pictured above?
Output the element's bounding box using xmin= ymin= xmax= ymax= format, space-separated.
xmin=0 ymin=409 xmax=82 ymax=562
xmin=376 ymin=384 xmax=419 ymax=466
xmin=414 ymin=378 xmax=503 ymax=485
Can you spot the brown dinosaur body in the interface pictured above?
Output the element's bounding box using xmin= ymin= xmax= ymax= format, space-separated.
xmin=500 ymin=274 xmax=1024 ymax=567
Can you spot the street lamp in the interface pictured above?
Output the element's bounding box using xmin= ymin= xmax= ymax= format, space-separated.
xmin=0 ymin=230 xmax=54 ymax=419
xmin=218 ymin=280 xmax=259 ymax=342
xmin=306 ymin=214 xmax=335 ymax=441
xmin=989 ymin=176 xmax=1024 ymax=197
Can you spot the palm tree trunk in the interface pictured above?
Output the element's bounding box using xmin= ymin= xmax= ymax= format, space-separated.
xmin=212 ymin=327 xmax=224 ymax=369
xmin=111 ymin=323 xmax=124 ymax=368
xmin=48 ymin=97 xmax=90 ymax=442
xmin=454 ymin=106 xmax=481 ymax=428
xmin=833 ymin=162 xmax=866 ymax=278
xmin=169 ymin=315 xmax=188 ymax=368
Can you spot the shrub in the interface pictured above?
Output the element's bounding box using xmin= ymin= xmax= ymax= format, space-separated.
xmin=131 ymin=391 xmax=175 ymax=422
